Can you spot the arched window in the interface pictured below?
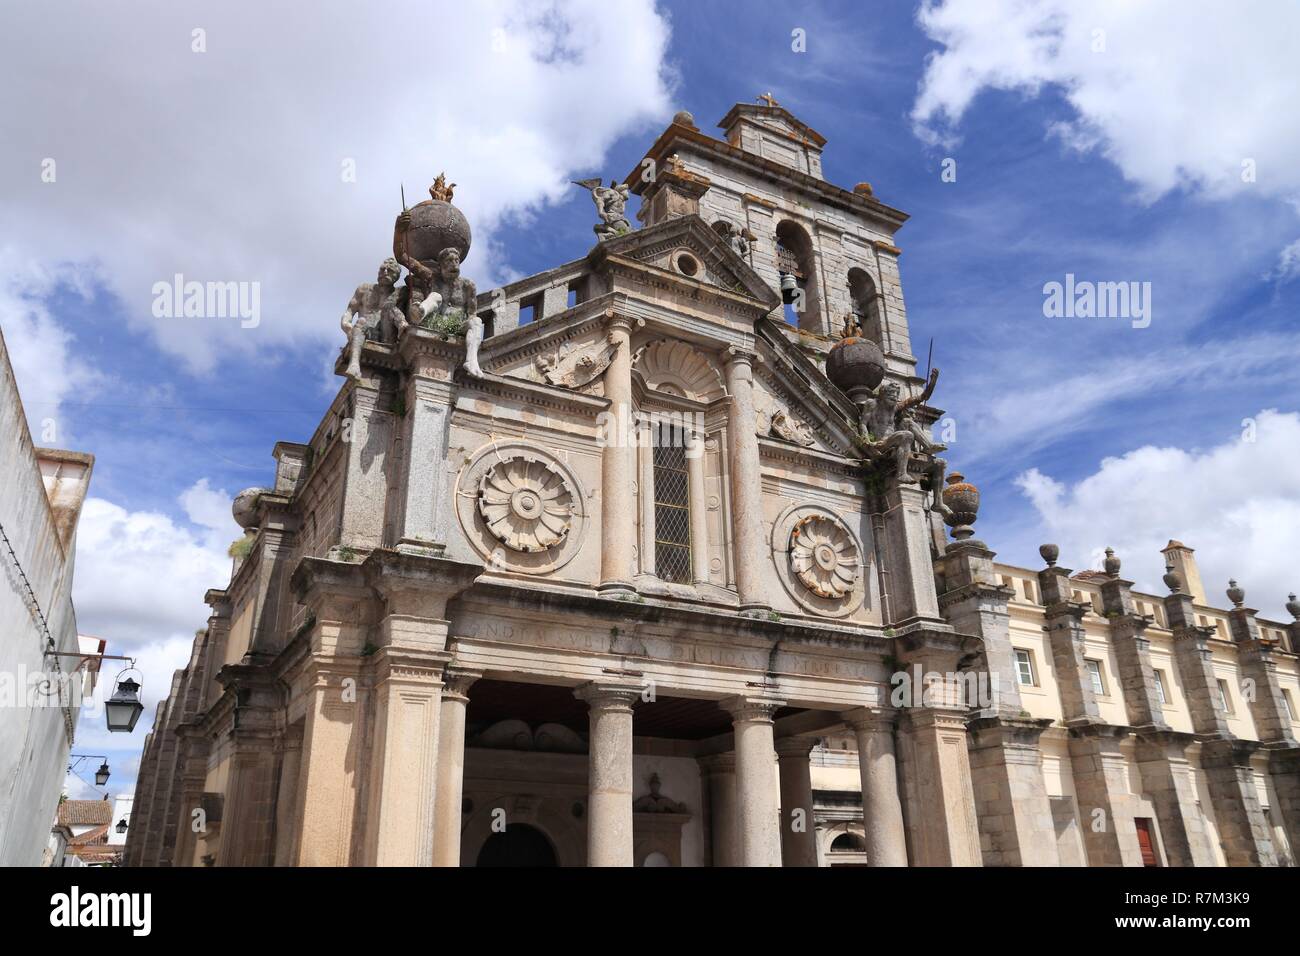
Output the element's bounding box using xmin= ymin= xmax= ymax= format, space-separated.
xmin=775 ymin=220 xmax=821 ymax=332
xmin=830 ymin=832 xmax=866 ymax=852
xmin=847 ymin=267 xmax=885 ymax=347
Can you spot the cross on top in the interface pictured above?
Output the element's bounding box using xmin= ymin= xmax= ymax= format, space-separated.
xmin=757 ymin=92 xmax=779 ymax=108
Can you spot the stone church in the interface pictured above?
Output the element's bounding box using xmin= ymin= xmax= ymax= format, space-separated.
xmin=126 ymin=97 xmax=1300 ymax=867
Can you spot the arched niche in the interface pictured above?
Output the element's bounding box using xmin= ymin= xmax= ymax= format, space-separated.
xmin=847 ymin=266 xmax=885 ymax=348
xmin=775 ymin=219 xmax=823 ymax=333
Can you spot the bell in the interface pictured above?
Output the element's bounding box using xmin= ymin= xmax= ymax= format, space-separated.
xmin=780 ymin=272 xmax=798 ymax=294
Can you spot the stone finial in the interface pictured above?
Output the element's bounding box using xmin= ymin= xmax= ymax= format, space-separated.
xmin=853 ymin=182 xmax=874 ymax=196
xmin=1162 ymin=564 xmax=1183 ymax=593
xmin=672 ymin=109 xmax=697 ymax=129
xmin=1226 ymin=579 xmax=1245 ymax=608
xmin=232 ymin=487 xmax=269 ymax=530
xmin=757 ymin=91 xmax=779 ymax=108
xmin=941 ymin=472 xmax=979 ymax=542
xmin=1287 ymin=593 xmax=1300 ymax=621
xmin=1103 ymin=547 xmax=1121 ymax=578
xmin=1038 ymin=544 xmax=1059 ymax=568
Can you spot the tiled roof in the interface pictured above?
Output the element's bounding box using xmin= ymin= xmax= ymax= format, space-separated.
xmin=58 ymin=800 xmax=113 ymax=826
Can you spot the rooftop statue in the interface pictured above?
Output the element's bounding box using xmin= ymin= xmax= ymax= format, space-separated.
xmin=858 ymin=367 xmax=951 ymax=515
xmin=391 ymin=174 xmax=483 ymax=377
xmin=339 ymin=257 xmax=404 ymax=381
xmin=573 ymin=177 xmax=632 ymax=241
xmin=713 ymin=219 xmax=755 ymax=259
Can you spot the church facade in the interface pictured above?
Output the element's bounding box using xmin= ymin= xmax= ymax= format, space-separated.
xmin=125 ymin=98 xmax=1300 ymax=867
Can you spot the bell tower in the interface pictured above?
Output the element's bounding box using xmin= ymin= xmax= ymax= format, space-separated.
xmin=626 ymin=96 xmax=919 ymax=379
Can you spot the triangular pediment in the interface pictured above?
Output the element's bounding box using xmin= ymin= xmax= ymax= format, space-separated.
xmin=588 ymin=215 xmax=780 ymax=310
xmin=752 ymin=319 xmax=861 ymax=458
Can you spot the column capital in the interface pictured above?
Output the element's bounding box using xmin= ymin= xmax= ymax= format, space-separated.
xmin=841 ymin=706 xmax=898 ymax=733
xmin=603 ymin=310 xmax=644 ymax=335
xmin=775 ymin=736 xmax=817 ymax=759
xmin=575 ymin=679 xmax=642 ymax=713
xmin=723 ymin=344 xmax=758 ymax=368
xmin=440 ymin=665 xmax=483 ymax=702
xmin=696 ymin=752 xmax=736 ymax=775
xmin=721 ymin=694 xmax=786 ymax=723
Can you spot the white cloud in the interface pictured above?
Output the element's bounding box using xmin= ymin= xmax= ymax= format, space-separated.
xmin=912 ymin=0 xmax=1300 ymax=203
xmin=1013 ymin=409 xmax=1300 ymax=620
xmin=0 ymin=251 xmax=105 ymax=435
xmin=1268 ymin=239 xmax=1300 ymax=284
xmin=0 ymin=0 xmax=674 ymax=374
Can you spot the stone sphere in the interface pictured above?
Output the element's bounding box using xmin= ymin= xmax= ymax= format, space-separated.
xmin=232 ymin=487 xmax=267 ymax=529
xmin=825 ymin=336 xmax=886 ymax=393
xmin=673 ymin=110 xmax=696 ymax=127
xmin=1038 ymin=543 xmax=1060 ymax=567
xmin=395 ymin=199 xmax=471 ymax=266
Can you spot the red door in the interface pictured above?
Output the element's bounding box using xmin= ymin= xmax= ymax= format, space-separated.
xmin=1134 ymin=818 xmax=1159 ymax=867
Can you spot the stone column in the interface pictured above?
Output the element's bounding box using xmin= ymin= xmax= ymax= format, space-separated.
xmin=599 ymin=315 xmax=639 ymax=593
xmin=776 ymin=737 xmax=819 ymax=867
xmin=1230 ymin=590 xmax=1297 ymax=745
xmin=1162 ymin=586 xmax=1277 ymax=865
xmin=1040 ymin=565 xmax=1101 ymax=724
xmin=1133 ymin=731 xmax=1215 ymax=866
xmin=1101 ymin=571 xmax=1167 ymax=730
xmin=636 ymin=418 xmax=655 ymax=577
xmin=686 ymin=429 xmax=710 ymax=587
xmin=843 ymin=707 xmax=908 ymax=866
xmin=362 ymin=651 xmax=448 ymax=867
xmin=338 ymin=382 xmax=396 ymax=552
xmin=698 ymin=753 xmax=738 ymax=867
xmin=965 ymin=717 xmax=1059 ymax=866
xmin=272 ymin=727 xmax=303 ymax=866
xmin=722 ymin=695 xmax=784 ymax=866
xmin=876 ymin=483 xmax=942 ymax=624
xmin=722 ymin=348 xmax=768 ymax=613
xmin=1068 ymin=726 xmax=1143 ymax=866
xmin=576 ymin=681 xmax=640 ymax=866
xmin=897 ymin=706 xmax=984 ymax=866
xmin=395 ymin=377 xmax=453 ymax=554
xmin=432 ymin=666 xmax=481 ymax=866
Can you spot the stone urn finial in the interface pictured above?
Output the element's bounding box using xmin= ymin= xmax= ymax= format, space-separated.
xmin=1038 ymin=544 xmax=1059 ymax=568
xmin=1103 ymin=547 xmax=1121 ymax=578
xmin=1226 ymin=579 xmax=1245 ymax=608
xmin=1287 ymin=593 xmax=1300 ymax=621
xmin=941 ymin=471 xmax=979 ymax=541
xmin=1163 ymin=564 xmax=1183 ymax=593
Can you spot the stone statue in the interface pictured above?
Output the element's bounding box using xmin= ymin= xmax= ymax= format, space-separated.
xmin=714 ymin=219 xmax=755 ymax=259
xmin=632 ymin=773 xmax=686 ymax=814
xmin=429 ymin=172 xmax=455 ymax=202
xmin=424 ymin=247 xmax=482 ymax=377
xmin=573 ymin=178 xmax=632 ymax=241
xmin=339 ymin=257 xmax=403 ymax=381
xmin=858 ymin=367 xmax=950 ymax=514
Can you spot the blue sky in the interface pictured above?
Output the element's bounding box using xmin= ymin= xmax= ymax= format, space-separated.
xmin=3 ymin=0 xmax=1298 ymax=802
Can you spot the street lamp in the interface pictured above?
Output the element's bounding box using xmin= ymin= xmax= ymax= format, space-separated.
xmin=116 ymin=817 xmax=129 ymax=835
xmin=42 ymin=650 xmax=144 ymax=733
xmin=105 ymin=674 xmax=144 ymax=733
xmin=69 ymin=754 xmax=110 ymax=792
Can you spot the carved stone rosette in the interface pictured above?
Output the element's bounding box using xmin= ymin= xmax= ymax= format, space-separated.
xmin=789 ymin=515 xmax=859 ymax=599
xmin=455 ymin=441 xmax=588 ymax=574
xmin=477 ymin=456 xmax=574 ymax=552
xmin=769 ymin=504 xmax=868 ymax=617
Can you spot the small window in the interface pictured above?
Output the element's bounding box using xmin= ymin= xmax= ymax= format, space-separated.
xmin=1015 ymin=649 xmax=1036 ymax=687
xmin=1153 ymin=669 xmax=1168 ymax=706
xmin=1086 ymin=659 xmax=1107 ymax=696
xmin=1023 ymin=579 xmax=1037 ymax=604
xmin=1282 ymin=689 xmax=1296 ymax=724
xmin=1216 ymin=679 xmax=1233 ymax=714
xmin=675 ymin=253 xmax=699 ymax=277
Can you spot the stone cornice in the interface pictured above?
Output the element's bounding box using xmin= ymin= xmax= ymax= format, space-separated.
xmin=622 ymin=121 xmax=908 ymax=232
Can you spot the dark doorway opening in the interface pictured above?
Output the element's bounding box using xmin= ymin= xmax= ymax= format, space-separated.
xmin=1134 ymin=817 xmax=1160 ymax=867
xmin=475 ymin=824 xmax=559 ymax=867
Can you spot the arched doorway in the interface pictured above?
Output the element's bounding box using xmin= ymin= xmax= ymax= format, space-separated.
xmin=475 ymin=824 xmax=559 ymax=867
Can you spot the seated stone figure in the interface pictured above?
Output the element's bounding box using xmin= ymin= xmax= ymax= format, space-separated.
xmin=859 ymin=367 xmax=951 ymax=515
xmin=420 ymin=247 xmax=482 ymax=377
xmin=340 ymin=257 xmax=403 ymax=381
